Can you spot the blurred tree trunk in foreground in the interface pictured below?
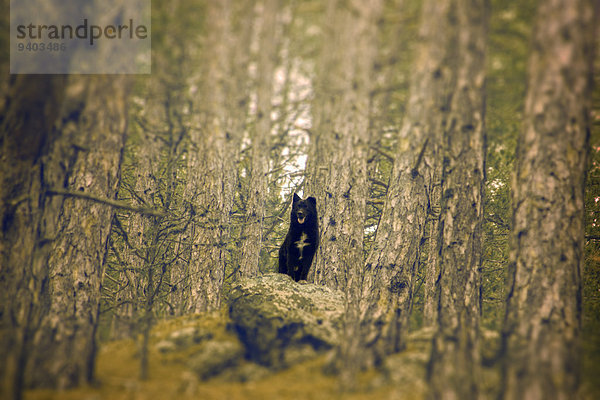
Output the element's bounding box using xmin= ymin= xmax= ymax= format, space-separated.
xmin=0 ymin=74 xmax=130 ymax=398
xmin=0 ymin=75 xmax=67 ymax=400
xmin=29 ymin=77 xmax=130 ymax=388
xmin=500 ymin=0 xmax=596 ymax=398
xmin=426 ymin=0 xmax=487 ymax=398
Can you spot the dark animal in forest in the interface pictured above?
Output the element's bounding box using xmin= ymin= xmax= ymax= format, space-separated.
xmin=278 ymin=193 xmax=319 ymax=282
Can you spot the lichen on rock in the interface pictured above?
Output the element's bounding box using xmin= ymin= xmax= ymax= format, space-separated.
xmin=227 ymin=273 xmax=345 ymax=369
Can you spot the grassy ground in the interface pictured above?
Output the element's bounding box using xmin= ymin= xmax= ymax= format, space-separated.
xmin=23 ymin=274 xmax=600 ymax=400
xmin=24 ymin=312 xmax=423 ymax=400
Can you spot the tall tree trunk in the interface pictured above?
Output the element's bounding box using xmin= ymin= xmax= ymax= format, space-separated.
xmin=29 ymin=76 xmax=130 ymax=389
xmin=184 ymin=0 xmax=232 ymax=313
xmin=500 ymin=0 xmax=596 ymax=398
xmin=362 ymin=0 xmax=458 ymax=357
xmin=304 ymin=0 xmax=382 ymax=388
xmin=0 ymin=74 xmax=130 ymax=397
xmin=108 ymin=113 xmax=169 ymax=335
xmin=184 ymin=0 xmax=250 ymax=312
xmin=305 ymin=0 xmax=379 ymax=292
xmin=0 ymin=75 xmax=67 ymax=400
xmin=238 ymin=0 xmax=279 ymax=278
xmin=426 ymin=0 xmax=487 ymax=399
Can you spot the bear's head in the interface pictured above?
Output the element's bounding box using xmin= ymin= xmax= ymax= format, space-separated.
xmin=291 ymin=193 xmax=317 ymax=225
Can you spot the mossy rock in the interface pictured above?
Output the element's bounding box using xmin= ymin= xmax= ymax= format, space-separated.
xmin=228 ymin=273 xmax=345 ymax=369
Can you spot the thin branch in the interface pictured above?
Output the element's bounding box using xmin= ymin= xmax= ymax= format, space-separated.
xmin=369 ymin=145 xmax=394 ymax=162
xmin=369 ymin=178 xmax=388 ymax=189
xmin=47 ymin=188 xmax=166 ymax=217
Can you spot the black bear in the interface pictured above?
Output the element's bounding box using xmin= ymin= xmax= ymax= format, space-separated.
xmin=279 ymin=193 xmax=319 ymax=282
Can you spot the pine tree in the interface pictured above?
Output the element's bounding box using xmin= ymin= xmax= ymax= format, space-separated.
xmin=501 ymin=0 xmax=596 ymax=398
xmin=426 ymin=0 xmax=488 ymax=398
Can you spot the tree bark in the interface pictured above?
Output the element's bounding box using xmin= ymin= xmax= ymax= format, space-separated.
xmin=238 ymin=0 xmax=280 ymax=279
xmin=305 ymin=0 xmax=379 ymax=293
xmin=183 ymin=0 xmax=250 ymax=312
xmin=423 ymin=143 xmax=443 ymax=327
xmin=303 ymin=0 xmax=382 ymax=389
xmin=423 ymin=185 xmax=441 ymax=327
xmin=31 ymin=76 xmax=130 ymax=389
xmin=426 ymin=0 xmax=487 ymax=399
xmin=362 ymin=0 xmax=460 ymax=357
xmin=0 ymin=74 xmax=130 ymax=396
xmin=0 ymin=75 xmax=67 ymax=400
xmin=500 ymin=0 xmax=596 ymax=399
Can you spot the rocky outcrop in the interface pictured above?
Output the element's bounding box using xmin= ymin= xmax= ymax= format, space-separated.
xmin=227 ymin=273 xmax=345 ymax=369
xmin=152 ymin=273 xmax=345 ymax=382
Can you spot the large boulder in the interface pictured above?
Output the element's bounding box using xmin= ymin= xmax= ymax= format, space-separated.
xmin=227 ymin=273 xmax=345 ymax=369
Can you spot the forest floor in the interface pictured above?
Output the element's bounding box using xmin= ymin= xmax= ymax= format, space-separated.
xmin=23 ymin=310 xmax=426 ymax=400
xmin=23 ymin=307 xmax=600 ymax=400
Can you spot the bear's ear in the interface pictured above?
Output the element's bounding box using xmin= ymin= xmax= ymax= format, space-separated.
xmin=307 ymin=196 xmax=316 ymax=206
xmin=293 ymin=193 xmax=301 ymax=203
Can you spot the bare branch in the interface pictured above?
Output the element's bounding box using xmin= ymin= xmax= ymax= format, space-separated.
xmin=47 ymin=188 xmax=166 ymax=217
